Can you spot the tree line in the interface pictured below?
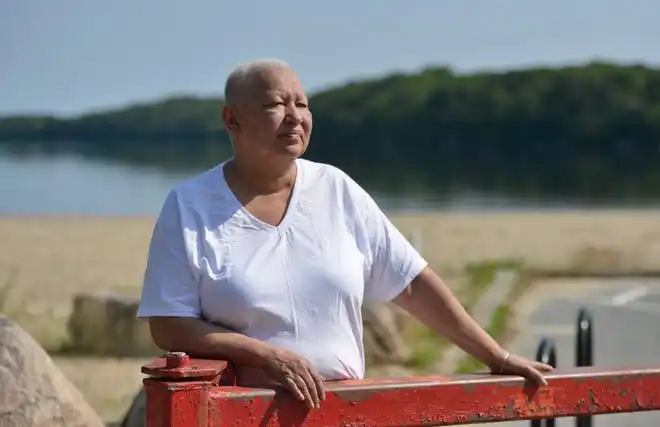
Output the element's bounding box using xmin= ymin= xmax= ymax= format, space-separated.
xmin=1 ymin=61 xmax=660 ymax=201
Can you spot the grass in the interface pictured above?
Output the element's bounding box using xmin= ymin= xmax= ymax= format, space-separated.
xmin=407 ymin=329 xmax=447 ymax=369
xmin=454 ymin=266 xmax=533 ymax=374
xmin=455 ymin=304 xmax=510 ymax=374
xmin=464 ymin=258 xmax=525 ymax=291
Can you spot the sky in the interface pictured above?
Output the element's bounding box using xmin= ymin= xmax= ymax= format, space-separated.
xmin=2 ymin=0 xmax=659 ymax=117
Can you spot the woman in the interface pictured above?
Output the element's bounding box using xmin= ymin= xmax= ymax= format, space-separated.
xmin=137 ymin=59 xmax=552 ymax=410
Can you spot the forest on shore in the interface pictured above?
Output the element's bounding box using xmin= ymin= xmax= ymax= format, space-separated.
xmin=1 ymin=61 xmax=660 ymax=200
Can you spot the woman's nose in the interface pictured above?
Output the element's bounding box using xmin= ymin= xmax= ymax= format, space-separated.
xmin=285 ymin=105 xmax=303 ymax=123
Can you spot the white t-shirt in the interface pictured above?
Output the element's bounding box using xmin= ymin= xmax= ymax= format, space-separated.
xmin=137 ymin=158 xmax=427 ymax=384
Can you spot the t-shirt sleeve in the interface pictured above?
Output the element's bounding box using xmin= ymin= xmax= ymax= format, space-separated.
xmin=344 ymin=175 xmax=428 ymax=302
xmin=137 ymin=190 xmax=201 ymax=320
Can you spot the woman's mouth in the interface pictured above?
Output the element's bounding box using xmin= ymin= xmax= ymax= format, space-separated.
xmin=278 ymin=131 xmax=301 ymax=139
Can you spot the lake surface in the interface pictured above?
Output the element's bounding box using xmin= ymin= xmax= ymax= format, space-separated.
xmin=1 ymin=150 xmax=658 ymax=215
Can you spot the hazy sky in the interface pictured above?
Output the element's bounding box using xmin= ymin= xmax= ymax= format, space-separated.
xmin=2 ymin=0 xmax=659 ymax=116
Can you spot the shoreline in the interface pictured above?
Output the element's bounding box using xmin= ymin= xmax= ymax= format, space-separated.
xmin=2 ymin=206 xmax=660 ymax=218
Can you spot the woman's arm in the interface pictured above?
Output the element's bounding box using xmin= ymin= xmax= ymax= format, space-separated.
xmin=148 ymin=316 xmax=326 ymax=409
xmin=392 ymin=267 xmax=505 ymax=368
xmin=392 ymin=267 xmax=552 ymax=385
xmin=149 ymin=316 xmax=272 ymax=366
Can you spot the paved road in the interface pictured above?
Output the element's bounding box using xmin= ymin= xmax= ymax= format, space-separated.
xmin=497 ymin=278 xmax=660 ymax=427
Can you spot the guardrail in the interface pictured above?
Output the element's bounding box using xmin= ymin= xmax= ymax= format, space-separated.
xmin=142 ymin=351 xmax=660 ymax=426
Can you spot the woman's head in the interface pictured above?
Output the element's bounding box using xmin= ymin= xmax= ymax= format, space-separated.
xmin=222 ymin=59 xmax=312 ymax=165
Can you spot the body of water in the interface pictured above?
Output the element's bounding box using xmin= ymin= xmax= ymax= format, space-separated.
xmin=1 ymin=150 xmax=658 ymax=215
xmin=0 ymin=151 xmax=191 ymax=215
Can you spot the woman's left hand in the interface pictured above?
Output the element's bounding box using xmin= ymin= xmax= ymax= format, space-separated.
xmin=491 ymin=352 xmax=554 ymax=386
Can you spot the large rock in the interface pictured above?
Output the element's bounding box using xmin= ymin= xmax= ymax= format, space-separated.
xmin=67 ymin=293 xmax=159 ymax=357
xmin=67 ymin=293 xmax=411 ymax=363
xmin=0 ymin=316 xmax=104 ymax=427
xmin=119 ymin=388 xmax=146 ymax=427
xmin=362 ymin=301 xmax=411 ymax=365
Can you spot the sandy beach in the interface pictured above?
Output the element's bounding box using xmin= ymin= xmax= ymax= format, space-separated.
xmin=1 ymin=210 xmax=660 ymax=422
xmin=2 ymin=210 xmax=660 ymax=347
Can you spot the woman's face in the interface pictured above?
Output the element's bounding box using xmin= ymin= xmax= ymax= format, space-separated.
xmin=224 ymin=66 xmax=313 ymax=162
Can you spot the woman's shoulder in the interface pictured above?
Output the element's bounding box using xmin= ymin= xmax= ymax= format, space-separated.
xmin=297 ymin=159 xmax=374 ymax=210
xmin=175 ymin=162 xmax=227 ymax=194
xmin=298 ymin=159 xmax=363 ymax=192
xmin=158 ymin=162 xmax=236 ymax=221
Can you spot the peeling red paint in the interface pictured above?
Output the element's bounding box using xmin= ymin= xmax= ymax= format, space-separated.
xmin=143 ymin=359 xmax=660 ymax=427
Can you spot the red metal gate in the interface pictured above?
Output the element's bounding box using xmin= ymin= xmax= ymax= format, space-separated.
xmin=141 ymin=352 xmax=660 ymax=426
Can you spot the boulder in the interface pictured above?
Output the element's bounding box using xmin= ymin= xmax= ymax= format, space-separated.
xmin=67 ymin=293 xmax=159 ymax=357
xmin=362 ymin=301 xmax=411 ymax=365
xmin=119 ymin=388 xmax=146 ymax=427
xmin=0 ymin=316 xmax=104 ymax=427
xmin=67 ymin=293 xmax=412 ymax=364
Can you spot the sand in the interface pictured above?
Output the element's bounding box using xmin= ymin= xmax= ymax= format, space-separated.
xmin=1 ymin=209 xmax=659 ymax=422
xmin=3 ymin=210 xmax=660 ymax=346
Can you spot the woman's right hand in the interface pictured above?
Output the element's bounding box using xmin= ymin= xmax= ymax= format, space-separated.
xmin=261 ymin=346 xmax=326 ymax=409
xmin=147 ymin=317 xmax=326 ymax=408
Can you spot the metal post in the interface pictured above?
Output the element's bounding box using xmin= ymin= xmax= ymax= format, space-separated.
xmin=576 ymin=308 xmax=593 ymax=427
xmin=531 ymin=338 xmax=557 ymax=427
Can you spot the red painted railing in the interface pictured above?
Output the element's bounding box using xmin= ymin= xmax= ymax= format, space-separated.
xmin=141 ymin=352 xmax=660 ymax=426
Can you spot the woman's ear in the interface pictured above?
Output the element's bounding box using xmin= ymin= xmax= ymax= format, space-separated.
xmin=221 ymin=106 xmax=240 ymax=133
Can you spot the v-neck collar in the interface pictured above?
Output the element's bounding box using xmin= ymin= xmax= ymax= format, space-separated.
xmin=220 ymin=158 xmax=303 ymax=235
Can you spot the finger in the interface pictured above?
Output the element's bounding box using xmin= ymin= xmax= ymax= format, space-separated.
xmin=301 ymin=370 xmax=321 ymax=409
xmin=525 ymin=366 xmax=548 ymax=387
xmin=284 ymin=377 xmax=306 ymax=402
xmin=294 ymin=375 xmax=315 ymax=409
xmin=311 ymin=371 xmax=326 ymax=402
xmin=532 ymin=362 xmax=555 ymax=372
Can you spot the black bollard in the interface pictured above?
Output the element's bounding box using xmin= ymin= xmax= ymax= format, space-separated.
xmin=576 ymin=308 xmax=593 ymax=427
xmin=536 ymin=337 xmax=557 ymax=367
xmin=530 ymin=338 xmax=557 ymax=427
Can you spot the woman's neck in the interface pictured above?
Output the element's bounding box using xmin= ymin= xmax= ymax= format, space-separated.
xmin=226 ymin=156 xmax=297 ymax=195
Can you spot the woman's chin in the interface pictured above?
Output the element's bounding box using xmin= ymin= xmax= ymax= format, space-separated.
xmin=275 ymin=137 xmax=307 ymax=157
